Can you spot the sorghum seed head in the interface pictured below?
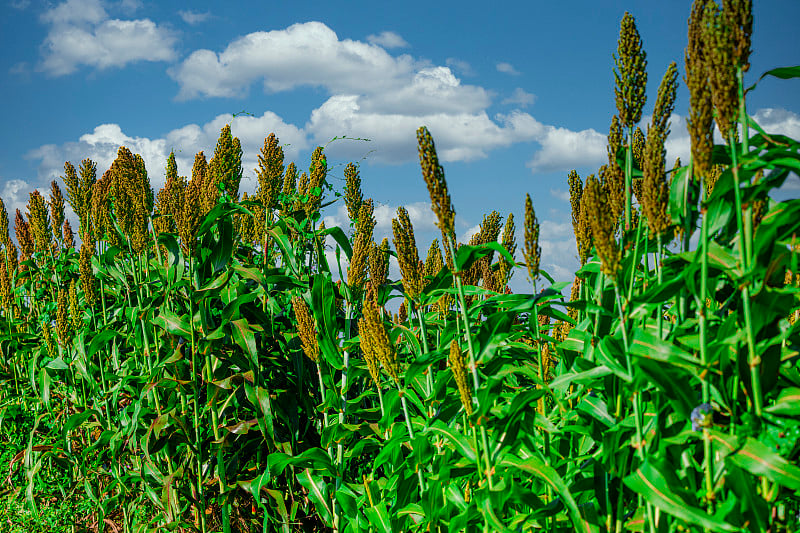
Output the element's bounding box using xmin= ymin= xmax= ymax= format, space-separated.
xmin=27 ymin=190 xmax=52 ymax=253
xmin=344 ymin=162 xmax=363 ymax=226
xmin=392 ymin=206 xmax=423 ymax=300
xmin=0 ymin=196 xmax=9 ymax=247
xmin=63 ymin=219 xmax=75 ymax=250
xmin=614 ymin=12 xmax=648 ymax=128
xmin=50 ymin=181 xmax=66 ymax=244
xmin=584 ymin=175 xmax=621 ymax=279
xmin=523 ymin=194 xmax=541 ymax=284
xmin=723 ymin=0 xmax=752 ymax=72
xmin=292 ymin=296 xmax=320 ymax=363
xmin=686 ymin=0 xmax=715 ymax=180
xmin=348 ymin=198 xmax=375 ymax=298
xmin=417 ymin=126 xmax=455 ymax=240
xmin=369 ymin=237 xmax=390 ymax=288
xmin=256 ymin=133 xmax=284 ymax=211
xmin=704 ymin=1 xmax=738 ymax=137
xmin=449 ymin=340 xmax=473 ymax=416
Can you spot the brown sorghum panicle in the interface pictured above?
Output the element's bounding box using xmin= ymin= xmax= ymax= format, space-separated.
xmin=463 ymin=212 xmax=502 ymax=289
xmin=632 ymin=127 xmax=646 ymax=202
xmin=154 ymin=151 xmax=186 ymax=235
xmin=601 ymin=163 xmax=625 ymax=228
xmin=642 ymin=62 xmax=679 ymax=237
xmin=704 ymin=1 xmax=738 ymax=138
xmin=358 ymin=317 xmax=382 ymax=390
xmin=15 ymin=210 xmax=34 ymax=263
xmin=77 ymin=159 xmax=97 ymax=237
xmin=723 ymin=0 xmax=752 ymax=71
xmin=91 ymin=171 xmax=114 ymax=245
xmin=80 ymin=233 xmax=98 ymax=307
xmin=109 ymin=147 xmax=153 ymax=253
xmin=584 ymin=176 xmax=621 ymax=279
xmin=0 ymin=196 xmax=9 ymax=247
xmin=50 ymin=181 xmax=66 ymax=244
xmin=0 ymin=261 xmax=11 ymax=311
xmin=576 ymin=188 xmax=593 ymax=265
xmin=498 ymin=213 xmax=517 ymax=288
xmin=292 ymin=296 xmax=320 ymax=363
xmin=363 ymin=285 xmax=399 ymax=383
xmin=524 ymin=194 xmax=541 ymax=284
xmin=449 ymin=340 xmax=473 ymax=416
xmin=686 ymin=0 xmax=715 ymax=180
xmin=370 ymin=237 xmax=390 ymax=288
xmin=568 ymin=276 xmax=581 ymax=321
xmin=282 ymin=162 xmax=298 ymax=213
xmin=6 ymin=241 xmax=18 ymax=284
xmin=177 ymin=154 xmax=206 ymax=256
xmin=397 ymin=300 xmax=408 ymax=324
xmin=393 ymin=206 xmax=423 ymax=300
xmin=63 ymin=219 xmax=75 ymax=250
xmin=344 ymin=162 xmax=363 ymax=226
xmin=348 ymin=199 xmax=375 ymax=298
xmin=208 ymin=124 xmax=243 ymax=202
xmin=306 ymin=147 xmax=328 ymax=217
xmin=238 ymin=192 xmax=258 ymax=245
xmin=614 ymin=12 xmax=648 ymax=128
xmin=417 ymin=126 xmax=456 ymax=243
xmin=256 ymin=133 xmax=284 ymax=212
xmin=568 ymin=170 xmax=583 ymax=242
xmin=296 ymin=172 xmax=310 ymax=212
xmin=27 ymin=191 xmax=52 ymax=253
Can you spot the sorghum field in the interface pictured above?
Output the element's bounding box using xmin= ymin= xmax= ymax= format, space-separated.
xmin=0 ymin=2 xmax=799 ymax=532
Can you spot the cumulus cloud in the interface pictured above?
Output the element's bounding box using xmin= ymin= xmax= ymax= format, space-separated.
xmin=1 ymin=179 xmax=36 ymax=221
xmin=496 ymin=62 xmax=520 ymax=75
xmin=446 ymin=57 xmax=474 ymax=77
xmin=502 ymin=88 xmax=535 ymax=107
xmin=178 ymin=10 xmax=211 ymax=25
xmin=524 ymin=121 xmax=607 ymax=174
xmin=550 ymin=188 xmax=569 ymax=202
xmin=366 ymin=31 xmax=409 ymax=49
xmin=38 ymin=0 xmax=178 ymax=76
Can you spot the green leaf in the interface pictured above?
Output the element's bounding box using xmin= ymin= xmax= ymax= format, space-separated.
xmin=624 ymin=462 xmax=737 ymax=532
xmin=500 ymin=454 xmax=598 ymax=533
xmin=296 ymin=469 xmax=332 ymax=525
xmin=424 ymin=420 xmax=477 ymax=462
xmin=230 ymin=318 xmax=257 ymax=362
xmin=153 ymin=310 xmax=192 ymax=340
xmin=363 ymin=504 xmax=392 ymax=533
xmin=747 ymin=65 xmax=800 ymax=92
xmin=710 ymin=430 xmax=800 ymax=490
xmin=765 ymin=388 xmax=800 ymax=416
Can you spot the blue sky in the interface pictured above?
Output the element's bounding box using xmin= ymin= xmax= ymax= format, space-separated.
xmin=2 ymin=0 xmax=799 ymax=289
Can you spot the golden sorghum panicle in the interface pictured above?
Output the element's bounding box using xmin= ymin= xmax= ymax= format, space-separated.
xmin=348 ymin=199 xmax=376 ymax=298
xmin=56 ymin=286 xmax=70 ymax=348
xmin=6 ymin=241 xmax=18 ymax=284
xmin=358 ymin=317 xmax=382 ymax=390
xmin=281 ymin=162 xmax=298 ymax=213
xmin=417 ymin=126 xmax=456 ymax=244
xmin=424 ymin=238 xmax=444 ymax=279
xmin=750 ymin=169 xmax=766 ymax=228
xmin=69 ymin=279 xmax=81 ymax=330
xmin=27 ymin=191 xmax=52 ymax=253
xmin=568 ymin=276 xmax=582 ymax=321
xmin=292 ymin=296 xmax=320 ymax=363
xmin=344 ymin=162 xmax=363 ymax=226
xmin=705 ymin=164 xmax=723 ymax=199
xmin=704 ymin=1 xmax=738 ymax=138
xmin=0 ymin=196 xmax=9 ymax=247
xmin=154 ymin=151 xmax=186 ymax=235
xmin=523 ymin=194 xmax=541 ymax=284
xmin=63 ymin=220 xmax=75 ymax=250
xmin=392 ymin=206 xmax=423 ymax=300
xmin=109 ymin=147 xmax=154 ymax=253
xmin=723 ymin=0 xmax=752 ymax=71
xmin=369 ymin=237 xmax=390 ymax=288
xmin=0 ymin=261 xmax=11 ymax=310
xmin=608 ymin=115 xmax=623 ymax=165
xmin=686 ymin=0 xmax=715 ymax=181
xmin=305 ymin=147 xmax=328 ymax=217
xmin=397 ymin=300 xmax=408 ymax=324
xmin=576 ymin=188 xmax=593 ymax=265
xmin=42 ymin=322 xmax=56 ymax=360
xmin=449 ymin=340 xmax=473 ymax=416
xmin=256 ymin=133 xmax=284 ymax=212
xmin=207 ymin=124 xmax=243 ymax=202
xmin=176 ymin=153 xmax=207 ymax=256
xmin=497 ymin=213 xmax=517 ymax=289
xmin=77 ymin=159 xmax=97 ymax=237
xmin=295 ymin=171 xmax=310 ymax=212
xmin=584 ymin=176 xmax=622 ymax=279
xmin=238 ymin=192 xmax=258 ymax=245
xmin=15 ymin=210 xmax=34 ymax=263
xmin=614 ymin=12 xmax=648 ymax=128
xmin=91 ymin=171 xmax=115 ymax=245
xmin=642 ymin=62 xmax=679 ymax=237
xmin=600 ymin=164 xmax=625 ymax=228
xmin=50 ymin=181 xmax=66 ymax=244
xmin=568 ymin=170 xmax=583 ymax=241
xmin=632 ymin=127 xmax=646 ymax=202
xmin=80 ymin=233 xmax=98 ymax=307
xmin=363 ymin=285 xmax=399 ymax=383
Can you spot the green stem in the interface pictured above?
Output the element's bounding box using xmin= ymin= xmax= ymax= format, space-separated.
xmin=625 ymin=126 xmax=634 ymax=231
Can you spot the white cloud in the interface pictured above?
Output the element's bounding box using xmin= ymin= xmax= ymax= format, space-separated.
xmin=366 ymin=31 xmax=409 ymax=49
xmin=502 ymin=88 xmax=535 ymax=107
xmin=550 ymin=188 xmax=569 ymax=202
xmin=524 ymin=122 xmax=607 ymax=174
xmin=446 ymin=57 xmax=474 ymax=77
xmin=38 ymin=0 xmax=178 ymax=76
xmin=1 ymin=179 xmax=35 ymax=223
xmin=496 ymin=62 xmax=520 ymax=75
xmin=178 ymin=9 xmax=211 ymax=25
